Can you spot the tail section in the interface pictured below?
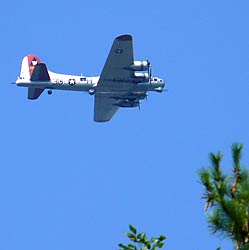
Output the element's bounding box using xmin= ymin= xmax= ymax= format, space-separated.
xmin=28 ymin=63 xmax=51 ymax=99
xmin=20 ymin=54 xmax=41 ymax=80
xmin=28 ymin=88 xmax=44 ymax=100
xmin=30 ymin=63 xmax=50 ymax=82
xmin=19 ymin=55 xmax=51 ymax=100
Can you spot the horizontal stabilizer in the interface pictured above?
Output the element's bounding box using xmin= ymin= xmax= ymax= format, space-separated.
xmin=30 ymin=63 xmax=50 ymax=81
xmin=28 ymin=87 xmax=44 ymax=100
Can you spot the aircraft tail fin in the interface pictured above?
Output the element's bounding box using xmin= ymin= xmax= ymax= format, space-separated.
xmin=20 ymin=54 xmax=41 ymax=80
xmin=28 ymin=63 xmax=50 ymax=99
xmin=19 ymin=55 xmax=50 ymax=100
xmin=30 ymin=63 xmax=50 ymax=81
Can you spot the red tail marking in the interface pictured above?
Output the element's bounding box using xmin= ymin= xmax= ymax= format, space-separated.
xmin=27 ymin=54 xmax=41 ymax=76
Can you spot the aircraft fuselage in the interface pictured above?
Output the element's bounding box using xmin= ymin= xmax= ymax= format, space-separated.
xmin=16 ymin=73 xmax=165 ymax=94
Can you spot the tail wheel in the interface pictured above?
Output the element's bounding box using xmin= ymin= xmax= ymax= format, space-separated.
xmin=48 ymin=90 xmax=52 ymax=95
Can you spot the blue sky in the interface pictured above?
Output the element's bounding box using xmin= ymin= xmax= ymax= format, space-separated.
xmin=2 ymin=0 xmax=249 ymax=249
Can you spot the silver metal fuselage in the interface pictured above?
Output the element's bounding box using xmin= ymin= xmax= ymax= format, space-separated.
xmin=16 ymin=75 xmax=165 ymax=94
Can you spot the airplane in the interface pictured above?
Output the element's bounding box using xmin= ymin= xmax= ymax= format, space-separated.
xmin=15 ymin=34 xmax=166 ymax=122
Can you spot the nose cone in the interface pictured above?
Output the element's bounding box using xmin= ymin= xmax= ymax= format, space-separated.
xmin=158 ymin=79 xmax=166 ymax=93
xmin=160 ymin=79 xmax=166 ymax=89
xmin=163 ymin=80 xmax=166 ymax=86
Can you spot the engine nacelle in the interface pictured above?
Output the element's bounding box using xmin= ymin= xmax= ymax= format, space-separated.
xmin=134 ymin=72 xmax=149 ymax=80
xmin=130 ymin=60 xmax=149 ymax=71
xmin=116 ymin=100 xmax=139 ymax=108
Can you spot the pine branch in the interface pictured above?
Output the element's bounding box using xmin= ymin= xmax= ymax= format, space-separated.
xmin=199 ymin=143 xmax=249 ymax=250
xmin=209 ymin=152 xmax=223 ymax=182
xmin=231 ymin=144 xmax=243 ymax=198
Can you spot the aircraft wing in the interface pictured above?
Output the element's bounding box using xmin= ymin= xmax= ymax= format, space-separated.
xmin=94 ymin=34 xmax=135 ymax=122
xmin=94 ymin=91 xmax=147 ymax=122
xmin=97 ymin=34 xmax=134 ymax=91
xmin=94 ymin=93 xmax=119 ymax=122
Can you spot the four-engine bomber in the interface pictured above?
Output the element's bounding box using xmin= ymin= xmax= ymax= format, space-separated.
xmin=16 ymin=34 xmax=166 ymax=122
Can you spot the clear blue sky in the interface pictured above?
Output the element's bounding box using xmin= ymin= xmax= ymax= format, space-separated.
xmin=2 ymin=0 xmax=249 ymax=249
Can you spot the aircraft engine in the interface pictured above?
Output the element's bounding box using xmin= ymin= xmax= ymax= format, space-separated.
xmin=134 ymin=72 xmax=149 ymax=80
xmin=115 ymin=98 xmax=140 ymax=108
xmin=130 ymin=60 xmax=149 ymax=71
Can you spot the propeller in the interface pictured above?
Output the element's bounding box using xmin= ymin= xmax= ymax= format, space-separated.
xmin=147 ymin=60 xmax=152 ymax=83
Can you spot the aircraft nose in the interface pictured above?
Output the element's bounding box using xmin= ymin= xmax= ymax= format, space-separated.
xmin=160 ymin=79 xmax=166 ymax=89
xmin=161 ymin=80 xmax=167 ymax=92
xmin=163 ymin=81 xmax=166 ymax=88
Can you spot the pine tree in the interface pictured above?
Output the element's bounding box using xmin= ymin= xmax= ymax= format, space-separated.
xmin=199 ymin=143 xmax=249 ymax=250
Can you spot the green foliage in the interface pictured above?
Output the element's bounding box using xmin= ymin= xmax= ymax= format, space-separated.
xmin=119 ymin=225 xmax=166 ymax=250
xmin=199 ymin=143 xmax=249 ymax=250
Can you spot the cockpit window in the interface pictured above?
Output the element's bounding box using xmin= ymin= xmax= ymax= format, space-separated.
xmin=80 ymin=77 xmax=86 ymax=81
